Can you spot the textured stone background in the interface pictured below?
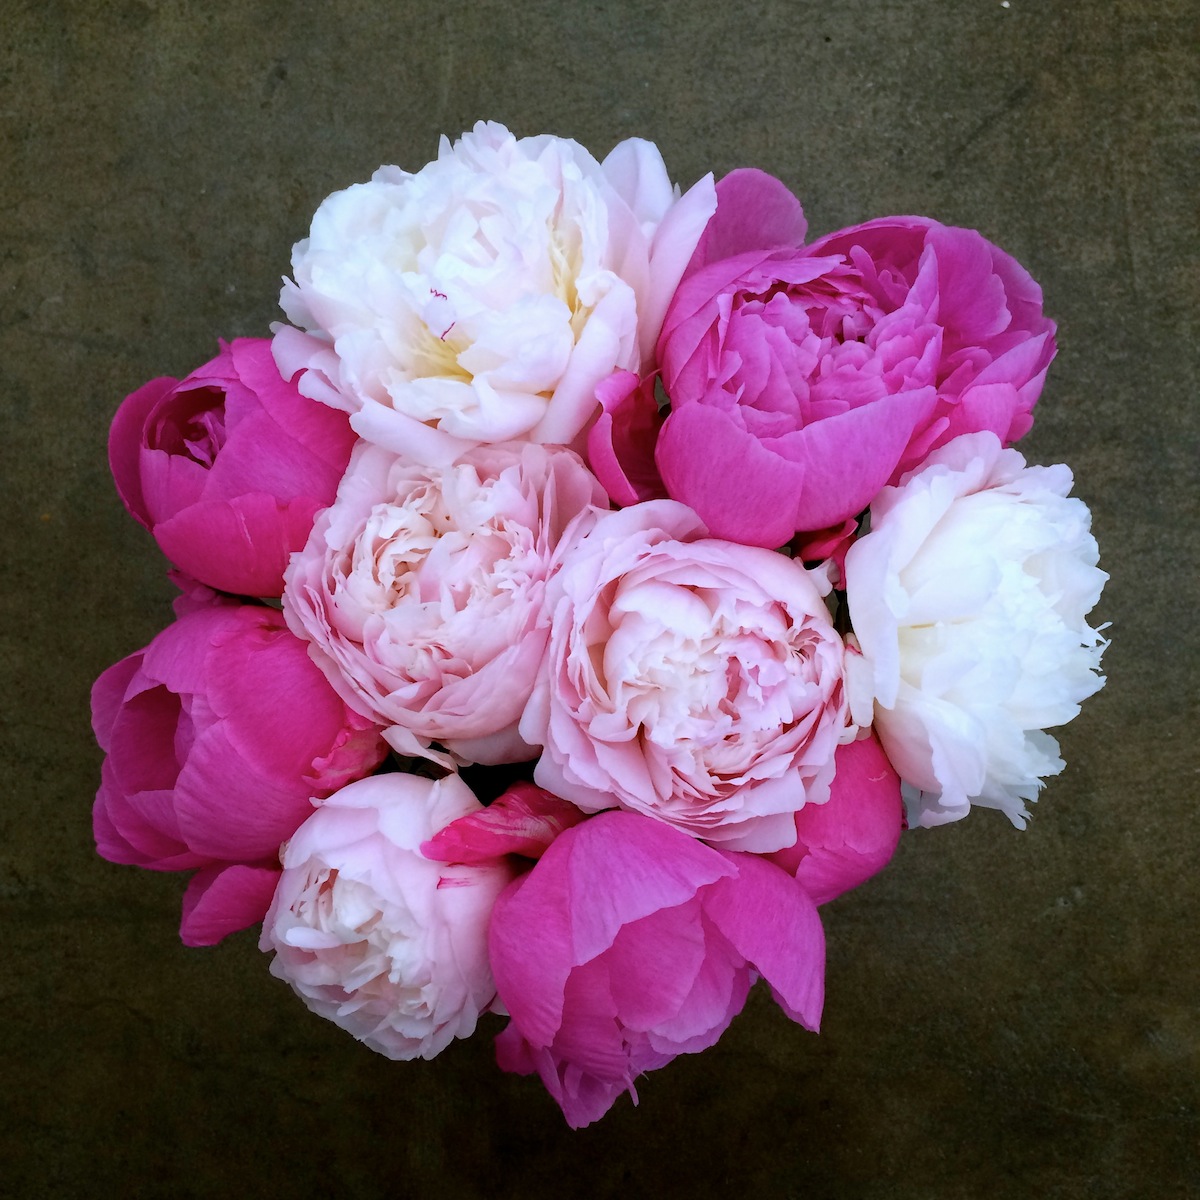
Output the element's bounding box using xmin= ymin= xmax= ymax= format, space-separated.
xmin=2 ymin=1 xmax=1196 ymax=1196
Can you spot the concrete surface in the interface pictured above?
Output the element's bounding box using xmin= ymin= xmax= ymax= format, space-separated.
xmin=2 ymin=1 xmax=1196 ymax=1196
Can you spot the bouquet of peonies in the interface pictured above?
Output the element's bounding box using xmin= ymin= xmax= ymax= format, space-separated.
xmin=92 ymin=122 xmax=1108 ymax=1127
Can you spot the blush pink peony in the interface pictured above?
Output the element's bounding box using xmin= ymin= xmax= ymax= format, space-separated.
xmin=284 ymin=440 xmax=605 ymax=765
xmin=489 ymin=810 xmax=825 ymax=1127
xmin=260 ymin=772 xmax=517 ymax=1060
xmin=109 ymin=338 xmax=357 ymax=597
xmin=520 ymin=500 xmax=848 ymax=852
xmin=651 ymin=170 xmax=1056 ymax=547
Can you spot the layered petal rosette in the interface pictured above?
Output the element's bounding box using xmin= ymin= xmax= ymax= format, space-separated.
xmin=91 ymin=605 xmax=388 ymax=942
xmin=273 ymin=121 xmax=717 ymax=464
xmin=520 ymin=500 xmax=848 ymax=851
xmin=109 ymin=338 xmax=357 ymax=597
xmin=844 ymin=432 xmax=1108 ymax=828
xmin=260 ymin=773 xmax=517 ymax=1060
xmin=489 ymin=811 xmax=825 ymax=1127
xmin=652 ymin=171 xmax=1056 ymax=546
xmin=284 ymin=440 xmax=605 ymax=764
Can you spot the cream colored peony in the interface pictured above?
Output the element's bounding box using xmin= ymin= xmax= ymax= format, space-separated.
xmin=844 ymin=433 xmax=1108 ymax=829
xmin=273 ymin=122 xmax=715 ymax=464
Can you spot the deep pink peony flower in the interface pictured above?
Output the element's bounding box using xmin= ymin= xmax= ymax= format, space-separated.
xmin=649 ymin=170 xmax=1056 ymax=548
xmin=283 ymin=440 xmax=605 ymax=766
xmin=489 ymin=810 xmax=825 ymax=1128
xmin=261 ymin=772 xmax=517 ymax=1060
xmin=91 ymin=605 xmax=387 ymax=943
xmin=520 ymin=500 xmax=847 ymax=853
xmin=767 ymin=733 xmax=904 ymax=904
xmin=109 ymin=337 xmax=358 ymax=597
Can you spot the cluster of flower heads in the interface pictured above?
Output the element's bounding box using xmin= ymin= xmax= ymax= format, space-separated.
xmin=93 ymin=122 xmax=1108 ymax=1127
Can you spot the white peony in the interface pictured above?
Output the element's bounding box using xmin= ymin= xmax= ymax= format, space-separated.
xmin=843 ymin=432 xmax=1108 ymax=829
xmin=273 ymin=121 xmax=716 ymax=464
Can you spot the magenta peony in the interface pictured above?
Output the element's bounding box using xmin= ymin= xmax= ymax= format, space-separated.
xmin=767 ymin=733 xmax=904 ymax=904
xmin=283 ymin=440 xmax=605 ymax=765
xmin=650 ymin=170 xmax=1056 ymax=547
xmin=109 ymin=337 xmax=357 ymax=597
xmin=520 ymin=500 xmax=847 ymax=852
xmin=260 ymin=772 xmax=517 ymax=1060
xmin=91 ymin=605 xmax=387 ymax=883
xmin=489 ymin=810 xmax=825 ymax=1127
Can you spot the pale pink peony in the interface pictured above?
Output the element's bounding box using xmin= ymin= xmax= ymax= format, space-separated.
xmin=767 ymin=732 xmax=904 ymax=904
xmin=273 ymin=122 xmax=716 ymax=465
xmin=844 ymin=432 xmax=1108 ymax=828
xmin=260 ymin=772 xmax=517 ymax=1060
xmin=109 ymin=338 xmax=357 ymax=597
xmin=489 ymin=810 xmax=825 ymax=1127
xmin=520 ymin=500 xmax=848 ymax=852
xmin=648 ymin=170 xmax=1056 ymax=548
xmin=284 ymin=440 xmax=605 ymax=765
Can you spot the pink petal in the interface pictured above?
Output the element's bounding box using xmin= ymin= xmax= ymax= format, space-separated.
xmin=926 ymin=224 xmax=1013 ymax=346
xmin=704 ymin=853 xmax=825 ymax=1031
xmin=108 ymin=377 xmax=176 ymax=529
xmin=94 ymin=769 xmax=204 ymax=870
xmin=90 ymin=652 xmax=143 ymax=751
xmin=153 ymin=493 xmax=318 ymax=598
xmin=685 ymin=168 xmax=808 ymax=277
xmin=564 ymin=813 xmax=736 ymax=964
xmin=180 ymin=862 xmax=282 ymax=946
xmin=602 ymin=899 xmax=708 ymax=1032
xmin=106 ymin=684 xmax=185 ymax=795
xmin=172 ymin=720 xmax=314 ymax=860
xmin=770 ymin=734 xmax=904 ymax=904
xmin=489 ymin=871 xmax=576 ymax=1049
xmin=646 ymin=911 xmax=751 ymax=1053
xmin=422 ymin=782 xmax=587 ymax=863
xmin=656 ymin=401 xmax=806 ymax=547
xmin=585 ymin=370 xmax=667 ymax=506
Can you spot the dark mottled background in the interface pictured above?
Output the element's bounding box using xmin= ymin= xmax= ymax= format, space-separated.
xmin=2 ymin=1 xmax=1196 ymax=1196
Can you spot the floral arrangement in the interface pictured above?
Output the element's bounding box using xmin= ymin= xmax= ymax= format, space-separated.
xmin=92 ymin=122 xmax=1108 ymax=1127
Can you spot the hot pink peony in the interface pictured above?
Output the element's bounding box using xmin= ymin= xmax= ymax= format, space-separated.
xmin=109 ymin=337 xmax=357 ymax=597
xmin=260 ymin=772 xmax=517 ymax=1060
xmin=489 ymin=810 xmax=825 ymax=1127
xmin=283 ymin=440 xmax=605 ymax=765
xmin=91 ymin=605 xmax=387 ymax=891
xmin=767 ymin=733 xmax=904 ymax=904
xmin=650 ymin=170 xmax=1056 ymax=547
xmin=520 ymin=500 xmax=847 ymax=852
